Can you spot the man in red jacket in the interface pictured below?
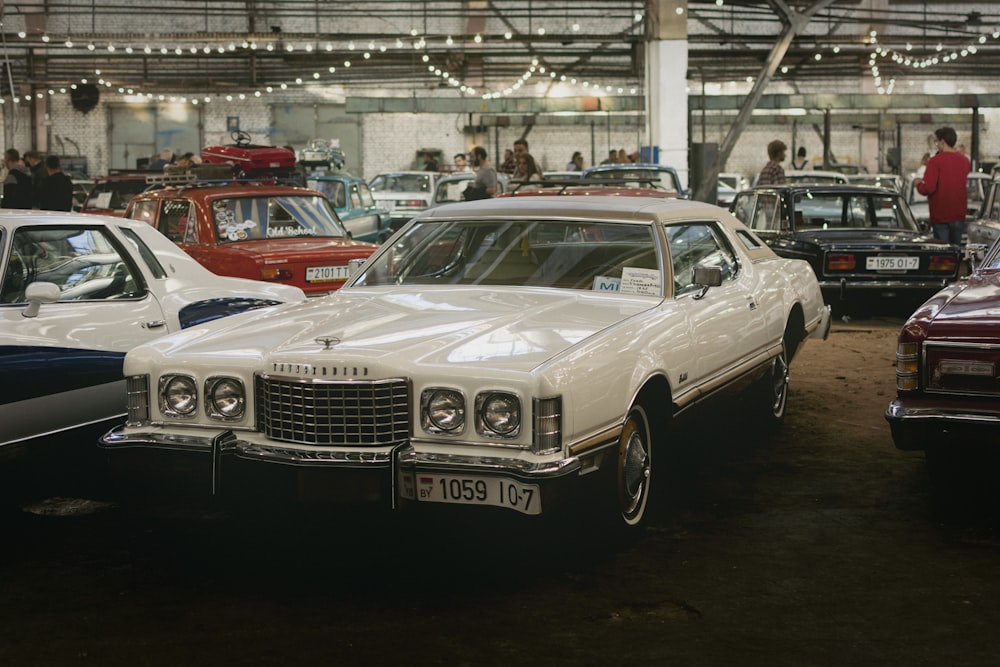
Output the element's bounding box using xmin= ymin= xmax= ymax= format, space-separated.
xmin=914 ymin=126 xmax=970 ymax=244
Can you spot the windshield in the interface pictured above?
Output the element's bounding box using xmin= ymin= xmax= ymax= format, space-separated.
xmin=583 ymin=168 xmax=680 ymax=192
xmin=354 ymin=219 xmax=661 ymax=292
xmin=369 ymin=173 xmax=433 ymax=193
xmin=792 ymin=192 xmax=919 ymax=231
xmin=211 ymin=195 xmax=347 ymax=243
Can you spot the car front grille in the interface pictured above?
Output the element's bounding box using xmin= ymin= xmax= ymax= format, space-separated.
xmin=924 ymin=342 xmax=1000 ymax=397
xmin=255 ymin=375 xmax=410 ymax=446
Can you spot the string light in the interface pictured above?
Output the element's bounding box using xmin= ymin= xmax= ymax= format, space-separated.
xmin=866 ymin=26 xmax=1000 ymax=94
xmin=0 ymin=33 xmax=643 ymax=104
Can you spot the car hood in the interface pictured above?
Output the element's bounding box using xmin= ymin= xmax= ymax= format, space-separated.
xmin=141 ymin=287 xmax=655 ymax=374
xmin=919 ymin=274 xmax=1000 ymax=342
xmin=790 ymin=229 xmax=946 ymax=249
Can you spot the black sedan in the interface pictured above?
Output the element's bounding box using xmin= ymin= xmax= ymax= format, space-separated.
xmin=731 ymin=184 xmax=961 ymax=312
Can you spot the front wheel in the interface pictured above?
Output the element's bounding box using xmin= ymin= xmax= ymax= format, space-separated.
xmin=616 ymin=404 xmax=653 ymax=527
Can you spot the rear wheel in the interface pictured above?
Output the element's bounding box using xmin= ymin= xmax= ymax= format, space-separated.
xmin=616 ymin=404 xmax=653 ymax=527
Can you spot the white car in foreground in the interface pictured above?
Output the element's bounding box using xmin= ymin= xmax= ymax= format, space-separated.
xmin=100 ymin=196 xmax=829 ymax=528
xmin=1 ymin=210 xmax=304 ymax=455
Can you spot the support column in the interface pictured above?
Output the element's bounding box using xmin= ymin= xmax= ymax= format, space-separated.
xmin=646 ymin=1 xmax=689 ymax=190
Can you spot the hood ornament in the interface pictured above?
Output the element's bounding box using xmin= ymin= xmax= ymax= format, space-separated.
xmin=315 ymin=335 xmax=341 ymax=350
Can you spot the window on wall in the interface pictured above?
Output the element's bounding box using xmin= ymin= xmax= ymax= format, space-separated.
xmin=109 ymin=104 xmax=203 ymax=171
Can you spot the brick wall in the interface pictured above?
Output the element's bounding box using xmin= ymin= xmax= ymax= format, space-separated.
xmin=4 ymin=91 xmax=998 ymax=187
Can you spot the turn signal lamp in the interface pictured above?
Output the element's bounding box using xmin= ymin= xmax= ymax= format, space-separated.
xmin=895 ymin=342 xmax=920 ymax=391
xmin=261 ymin=267 xmax=293 ymax=281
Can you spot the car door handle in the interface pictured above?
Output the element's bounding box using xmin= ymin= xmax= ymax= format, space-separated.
xmin=747 ymin=297 xmax=758 ymax=311
xmin=141 ymin=320 xmax=167 ymax=329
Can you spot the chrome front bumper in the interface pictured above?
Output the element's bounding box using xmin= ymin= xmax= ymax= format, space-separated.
xmin=99 ymin=425 xmax=592 ymax=506
xmin=885 ymin=399 xmax=1000 ymax=450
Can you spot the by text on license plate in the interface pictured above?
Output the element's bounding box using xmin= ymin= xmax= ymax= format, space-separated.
xmin=305 ymin=265 xmax=350 ymax=282
xmin=867 ymin=256 xmax=919 ymax=271
xmin=405 ymin=473 xmax=541 ymax=515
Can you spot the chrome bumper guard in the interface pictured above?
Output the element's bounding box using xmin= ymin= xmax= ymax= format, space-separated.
xmin=100 ymin=426 xmax=587 ymax=503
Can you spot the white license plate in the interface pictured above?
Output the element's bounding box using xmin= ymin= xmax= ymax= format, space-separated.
xmin=401 ymin=473 xmax=541 ymax=515
xmin=866 ymin=256 xmax=919 ymax=271
xmin=305 ymin=265 xmax=350 ymax=282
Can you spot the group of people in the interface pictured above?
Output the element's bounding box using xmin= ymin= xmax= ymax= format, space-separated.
xmin=1 ymin=149 xmax=75 ymax=211
xmin=757 ymin=126 xmax=970 ymax=244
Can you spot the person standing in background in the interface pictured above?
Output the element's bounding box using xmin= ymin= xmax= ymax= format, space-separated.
xmin=791 ymin=146 xmax=808 ymax=170
xmin=512 ymin=138 xmax=529 ymax=164
xmin=511 ymin=153 xmax=544 ymax=190
xmin=915 ymin=126 xmax=969 ymax=244
xmin=1 ymin=149 xmax=33 ymax=209
xmin=421 ymin=152 xmax=439 ymax=172
xmin=453 ymin=153 xmax=472 ymax=172
xmin=36 ymin=155 xmax=74 ymax=211
xmin=757 ymin=140 xmax=787 ymax=186
xmin=915 ymin=152 xmax=930 ymax=178
xmin=464 ymin=145 xmax=497 ymax=200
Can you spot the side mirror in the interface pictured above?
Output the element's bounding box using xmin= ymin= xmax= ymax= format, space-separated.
xmin=692 ymin=265 xmax=723 ymax=300
xmin=693 ymin=265 xmax=723 ymax=287
xmin=964 ymin=243 xmax=988 ymax=273
xmin=22 ymin=282 xmax=62 ymax=318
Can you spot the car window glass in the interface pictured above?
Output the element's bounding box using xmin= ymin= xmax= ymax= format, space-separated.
xmin=754 ymin=193 xmax=782 ymax=230
xmin=1 ymin=226 xmax=141 ymax=303
xmin=312 ymin=180 xmax=346 ymax=208
xmin=665 ymin=222 xmax=737 ymax=296
xmin=161 ymin=200 xmax=192 ymax=243
xmin=118 ymin=227 xmax=167 ymax=279
xmin=989 ymin=185 xmax=1000 ymax=220
xmin=211 ymin=196 xmax=347 ymax=243
xmin=358 ymin=184 xmax=376 ymax=207
xmin=793 ymin=192 xmax=915 ymax=230
xmin=356 ymin=220 xmax=660 ymax=294
xmin=349 ymin=185 xmax=363 ymax=209
xmin=128 ymin=200 xmax=157 ymax=225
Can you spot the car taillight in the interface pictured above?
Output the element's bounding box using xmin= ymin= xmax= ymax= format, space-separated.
xmin=826 ymin=253 xmax=855 ymax=271
xmin=895 ymin=342 xmax=920 ymax=392
xmin=261 ymin=267 xmax=293 ymax=281
xmin=401 ymin=199 xmax=426 ymax=207
xmin=929 ymin=255 xmax=957 ymax=272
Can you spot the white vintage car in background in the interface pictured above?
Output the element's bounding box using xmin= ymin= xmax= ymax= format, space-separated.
xmin=100 ymin=196 xmax=830 ymax=528
xmin=0 ymin=210 xmax=304 ymax=455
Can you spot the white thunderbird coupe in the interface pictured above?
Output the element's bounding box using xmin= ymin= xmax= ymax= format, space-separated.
xmin=1 ymin=210 xmax=304 ymax=456
xmin=100 ymin=196 xmax=830 ymax=528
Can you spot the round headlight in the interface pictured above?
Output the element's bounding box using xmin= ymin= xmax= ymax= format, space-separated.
xmin=162 ymin=375 xmax=197 ymax=416
xmin=426 ymin=389 xmax=465 ymax=432
xmin=208 ymin=377 xmax=245 ymax=419
xmin=480 ymin=393 xmax=520 ymax=436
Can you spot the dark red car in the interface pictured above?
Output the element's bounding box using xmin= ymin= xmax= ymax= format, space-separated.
xmin=125 ymin=179 xmax=377 ymax=296
xmin=886 ymin=239 xmax=1000 ymax=478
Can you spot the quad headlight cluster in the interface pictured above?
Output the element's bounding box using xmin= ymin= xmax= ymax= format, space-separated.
xmin=157 ymin=374 xmax=246 ymax=421
xmin=421 ymin=388 xmax=522 ymax=440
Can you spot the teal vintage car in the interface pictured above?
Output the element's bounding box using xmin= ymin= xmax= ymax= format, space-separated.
xmin=307 ymin=172 xmax=392 ymax=243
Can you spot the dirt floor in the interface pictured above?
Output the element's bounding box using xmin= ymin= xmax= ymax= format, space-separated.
xmin=4 ymin=314 xmax=1000 ymax=666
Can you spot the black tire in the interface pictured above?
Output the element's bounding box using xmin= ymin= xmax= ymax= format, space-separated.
xmin=751 ymin=340 xmax=789 ymax=426
xmin=615 ymin=403 xmax=653 ymax=527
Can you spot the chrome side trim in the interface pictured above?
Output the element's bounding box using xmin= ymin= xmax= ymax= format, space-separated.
xmin=819 ymin=279 xmax=950 ymax=290
xmin=672 ymin=343 xmax=779 ymax=411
